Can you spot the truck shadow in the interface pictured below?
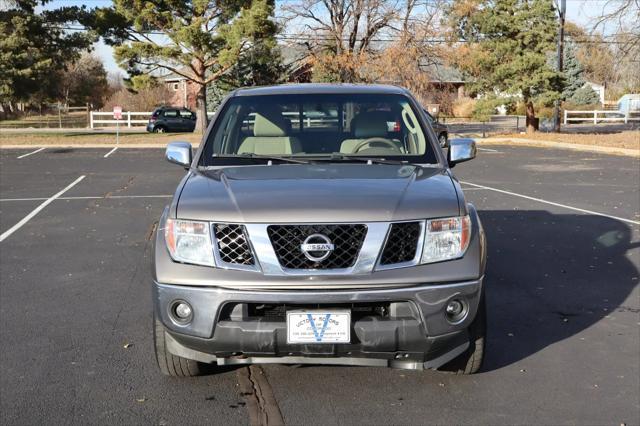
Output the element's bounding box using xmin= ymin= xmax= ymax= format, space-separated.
xmin=479 ymin=210 xmax=639 ymax=371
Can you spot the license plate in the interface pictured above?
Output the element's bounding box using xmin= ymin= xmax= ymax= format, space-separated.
xmin=286 ymin=310 xmax=351 ymax=344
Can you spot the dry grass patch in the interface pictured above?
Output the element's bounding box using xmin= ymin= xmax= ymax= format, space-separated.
xmin=0 ymin=132 xmax=202 ymax=147
xmin=495 ymin=130 xmax=639 ymax=150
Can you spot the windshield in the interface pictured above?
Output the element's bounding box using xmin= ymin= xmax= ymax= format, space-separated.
xmin=199 ymin=93 xmax=438 ymax=166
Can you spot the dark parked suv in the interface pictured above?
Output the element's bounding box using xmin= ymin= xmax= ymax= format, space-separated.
xmin=424 ymin=110 xmax=449 ymax=148
xmin=147 ymin=106 xmax=197 ymax=133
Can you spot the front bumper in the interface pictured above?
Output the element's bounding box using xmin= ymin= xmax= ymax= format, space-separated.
xmin=153 ymin=278 xmax=483 ymax=369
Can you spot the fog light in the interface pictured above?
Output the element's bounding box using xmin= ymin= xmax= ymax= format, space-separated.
xmin=445 ymin=299 xmax=467 ymax=323
xmin=171 ymin=300 xmax=193 ymax=323
xmin=175 ymin=303 xmax=192 ymax=319
xmin=446 ymin=300 xmax=463 ymax=316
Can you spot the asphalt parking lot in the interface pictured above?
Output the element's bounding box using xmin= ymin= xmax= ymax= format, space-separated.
xmin=0 ymin=144 xmax=638 ymax=425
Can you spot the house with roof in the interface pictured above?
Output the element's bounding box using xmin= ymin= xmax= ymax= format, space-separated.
xmin=280 ymin=45 xmax=469 ymax=113
xmin=160 ymin=71 xmax=199 ymax=111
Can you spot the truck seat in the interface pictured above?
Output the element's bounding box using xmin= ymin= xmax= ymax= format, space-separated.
xmin=238 ymin=112 xmax=302 ymax=155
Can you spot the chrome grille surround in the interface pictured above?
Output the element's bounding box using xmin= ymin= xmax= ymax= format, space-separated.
xmin=208 ymin=221 xmax=425 ymax=275
xmin=212 ymin=223 xmax=260 ymax=272
xmin=378 ymin=221 xmax=425 ymax=268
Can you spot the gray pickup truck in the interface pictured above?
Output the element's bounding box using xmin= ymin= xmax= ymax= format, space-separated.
xmin=152 ymin=84 xmax=486 ymax=377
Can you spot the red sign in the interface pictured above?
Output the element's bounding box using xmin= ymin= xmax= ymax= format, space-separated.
xmin=113 ymin=106 xmax=123 ymax=120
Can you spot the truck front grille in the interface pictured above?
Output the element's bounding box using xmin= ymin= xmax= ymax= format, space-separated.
xmin=214 ymin=224 xmax=255 ymax=266
xmin=267 ymin=224 xmax=367 ymax=270
xmin=380 ymin=222 xmax=422 ymax=265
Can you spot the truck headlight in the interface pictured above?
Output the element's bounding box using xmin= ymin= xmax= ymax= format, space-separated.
xmin=165 ymin=218 xmax=215 ymax=266
xmin=421 ymin=215 xmax=471 ymax=264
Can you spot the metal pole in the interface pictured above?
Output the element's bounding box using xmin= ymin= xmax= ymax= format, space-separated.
xmin=553 ymin=0 xmax=566 ymax=132
xmin=116 ymin=119 xmax=119 ymax=145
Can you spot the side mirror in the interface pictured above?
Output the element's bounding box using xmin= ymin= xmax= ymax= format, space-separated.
xmin=447 ymin=138 xmax=476 ymax=168
xmin=166 ymin=141 xmax=192 ymax=168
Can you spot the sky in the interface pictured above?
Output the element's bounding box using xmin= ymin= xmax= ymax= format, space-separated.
xmin=43 ymin=0 xmax=619 ymax=75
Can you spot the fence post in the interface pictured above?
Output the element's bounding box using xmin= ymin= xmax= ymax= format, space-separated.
xmin=593 ymin=111 xmax=597 ymax=125
xmin=563 ymin=110 xmax=567 ymax=125
xmin=127 ymin=111 xmax=131 ymax=128
xmin=625 ymin=111 xmax=628 ymax=124
xmin=516 ymin=116 xmax=519 ymax=132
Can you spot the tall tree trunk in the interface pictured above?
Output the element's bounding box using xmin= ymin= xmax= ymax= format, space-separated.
xmin=195 ymin=83 xmax=208 ymax=134
xmin=525 ymin=100 xmax=539 ymax=134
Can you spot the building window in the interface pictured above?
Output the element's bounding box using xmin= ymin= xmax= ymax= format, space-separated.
xmin=172 ymin=83 xmax=179 ymax=91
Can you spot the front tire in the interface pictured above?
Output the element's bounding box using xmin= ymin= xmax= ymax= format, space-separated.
xmin=441 ymin=292 xmax=486 ymax=374
xmin=153 ymin=126 xmax=166 ymax=133
xmin=154 ymin=314 xmax=206 ymax=377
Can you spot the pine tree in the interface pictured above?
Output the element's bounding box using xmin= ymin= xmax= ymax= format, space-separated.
xmin=562 ymin=43 xmax=586 ymax=100
xmin=448 ymin=0 xmax=562 ymax=133
xmin=207 ymin=23 xmax=286 ymax=109
xmin=86 ymin=0 xmax=281 ymax=133
xmin=0 ymin=0 xmax=95 ymax=108
xmin=569 ymin=85 xmax=601 ymax=105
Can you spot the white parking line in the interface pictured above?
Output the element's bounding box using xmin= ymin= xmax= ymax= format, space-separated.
xmin=103 ymin=147 xmax=118 ymax=158
xmin=17 ymin=147 xmax=45 ymax=159
xmin=0 ymin=194 xmax=172 ymax=202
xmin=0 ymin=175 xmax=86 ymax=242
xmin=477 ymin=147 xmax=501 ymax=153
xmin=461 ymin=181 xmax=640 ymax=225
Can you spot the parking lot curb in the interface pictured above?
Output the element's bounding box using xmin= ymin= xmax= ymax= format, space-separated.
xmin=477 ymin=137 xmax=640 ymax=157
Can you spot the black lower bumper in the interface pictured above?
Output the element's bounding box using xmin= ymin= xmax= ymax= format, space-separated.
xmin=153 ymin=279 xmax=483 ymax=369
xmin=166 ymin=317 xmax=470 ymax=366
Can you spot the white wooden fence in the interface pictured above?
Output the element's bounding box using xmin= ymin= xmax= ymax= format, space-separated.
xmin=563 ymin=110 xmax=640 ymax=125
xmin=90 ymin=111 xmax=215 ymax=128
xmin=90 ymin=110 xmax=337 ymax=129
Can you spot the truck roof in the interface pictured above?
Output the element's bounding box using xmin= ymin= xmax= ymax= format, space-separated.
xmin=232 ymin=83 xmax=408 ymax=97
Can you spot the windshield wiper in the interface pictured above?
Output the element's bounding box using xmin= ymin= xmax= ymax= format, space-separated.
xmin=217 ymin=153 xmax=311 ymax=164
xmin=309 ymin=153 xmax=421 ymax=167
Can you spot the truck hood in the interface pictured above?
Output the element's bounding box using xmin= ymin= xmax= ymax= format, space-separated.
xmin=176 ymin=163 xmax=460 ymax=223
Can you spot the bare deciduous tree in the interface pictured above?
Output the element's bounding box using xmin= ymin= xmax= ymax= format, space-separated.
xmin=282 ymin=0 xmax=400 ymax=81
xmin=592 ymin=0 xmax=640 ymax=57
xmin=103 ymin=84 xmax=173 ymax=112
xmin=368 ymin=0 xmax=448 ymax=102
xmin=57 ymin=54 xmax=110 ymax=109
